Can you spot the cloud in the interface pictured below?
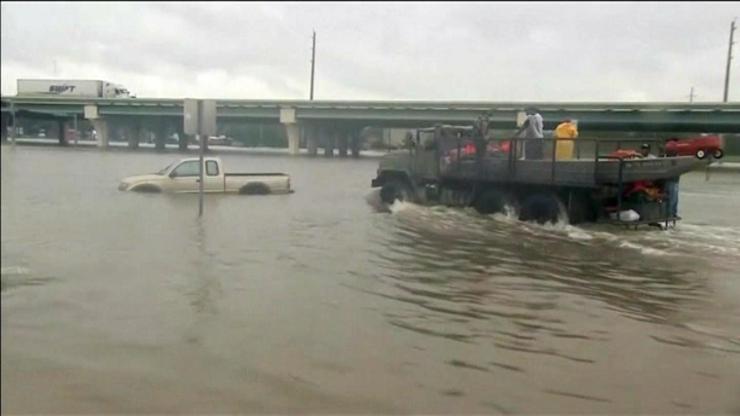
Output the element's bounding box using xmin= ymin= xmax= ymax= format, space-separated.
xmin=1 ymin=1 xmax=738 ymax=101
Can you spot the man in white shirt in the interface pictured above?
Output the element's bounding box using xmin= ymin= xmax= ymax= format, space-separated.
xmin=639 ymin=143 xmax=657 ymax=159
xmin=515 ymin=108 xmax=544 ymax=159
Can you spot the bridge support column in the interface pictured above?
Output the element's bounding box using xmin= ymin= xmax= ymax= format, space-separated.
xmin=307 ymin=126 xmax=319 ymax=156
xmin=178 ymin=133 xmax=189 ymax=151
xmin=154 ymin=122 xmax=167 ymax=151
xmin=1 ymin=114 xmax=8 ymax=142
xmin=92 ymin=119 xmax=109 ymax=148
xmin=324 ymin=129 xmax=337 ymax=157
xmin=176 ymin=122 xmax=188 ymax=151
xmin=128 ymin=124 xmax=141 ymax=149
xmin=350 ymin=130 xmax=361 ymax=158
xmin=178 ymin=135 xmax=189 ymax=151
xmin=57 ymin=120 xmax=68 ymax=146
xmin=285 ymin=123 xmax=300 ymax=155
xmin=338 ymin=130 xmax=349 ymax=157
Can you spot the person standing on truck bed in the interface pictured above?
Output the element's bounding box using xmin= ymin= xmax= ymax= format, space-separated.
xmin=554 ymin=119 xmax=579 ymax=160
xmin=639 ymin=143 xmax=658 ymax=159
xmin=515 ymin=108 xmax=544 ymax=159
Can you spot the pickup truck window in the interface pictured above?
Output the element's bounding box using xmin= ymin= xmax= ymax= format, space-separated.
xmin=156 ymin=162 xmax=175 ymax=175
xmin=206 ymin=160 xmax=219 ymax=176
xmin=172 ymin=161 xmax=200 ymax=177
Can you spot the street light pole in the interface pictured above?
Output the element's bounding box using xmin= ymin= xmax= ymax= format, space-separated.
xmin=723 ymin=18 xmax=736 ymax=102
xmin=310 ymin=30 xmax=316 ymax=100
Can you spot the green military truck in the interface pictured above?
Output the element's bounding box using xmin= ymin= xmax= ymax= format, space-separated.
xmin=371 ymin=119 xmax=701 ymax=227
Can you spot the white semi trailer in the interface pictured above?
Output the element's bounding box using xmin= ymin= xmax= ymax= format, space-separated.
xmin=16 ymin=79 xmax=133 ymax=98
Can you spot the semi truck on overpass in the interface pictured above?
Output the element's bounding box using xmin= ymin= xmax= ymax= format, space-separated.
xmin=16 ymin=79 xmax=133 ymax=99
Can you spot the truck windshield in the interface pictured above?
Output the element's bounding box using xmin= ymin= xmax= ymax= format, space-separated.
xmin=156 ymin=162 xmax=175 ymax=175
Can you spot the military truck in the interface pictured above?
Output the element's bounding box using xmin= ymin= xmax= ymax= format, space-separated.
xmin=371 ymin=118 xmax=701 ymax=227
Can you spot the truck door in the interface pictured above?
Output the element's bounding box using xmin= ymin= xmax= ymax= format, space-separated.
xmin=203 ymin=160 xmax=223 ymax=192
xmin=413 ymin=130 xmax=439 ymax=180
xmin=168 ymin=160 xmax=200 ymax=192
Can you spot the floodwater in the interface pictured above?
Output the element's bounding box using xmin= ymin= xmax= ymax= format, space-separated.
xmin=2 ymin=144 xmax=739 ymax=414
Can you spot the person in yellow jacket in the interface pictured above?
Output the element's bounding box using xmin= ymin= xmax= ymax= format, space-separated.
xmin=554 ymin=119 xmax=579 ymax=160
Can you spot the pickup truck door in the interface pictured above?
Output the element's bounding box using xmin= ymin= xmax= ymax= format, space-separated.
xmin=169 ymin=160 xmax=201 ymax=192
xmin=203 ymin=160 xmax=223 ymax=192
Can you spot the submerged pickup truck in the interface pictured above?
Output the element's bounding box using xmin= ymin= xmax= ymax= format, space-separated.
xmin=119 ymin=157 xmax=292 ymax=194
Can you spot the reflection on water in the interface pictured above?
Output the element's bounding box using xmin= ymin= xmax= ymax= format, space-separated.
xmin=2 ymin=145 xmax=740 ymax=414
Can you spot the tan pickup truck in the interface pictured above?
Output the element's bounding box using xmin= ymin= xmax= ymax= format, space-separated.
xmin=118 ymin=157 xmax=292 ymax=194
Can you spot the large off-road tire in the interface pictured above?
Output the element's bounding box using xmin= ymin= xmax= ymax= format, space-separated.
xmin=713 ymin=149 xmax=724 ymax=159
xmin=519 ymin=193 xmax=562 ymax=224
xmin=695 ymin=149 xmax=706 ymax=159
xmin=473 ymin=189 xmax=512 ymax=215
xmin=380 ymin=179 xmax=413 ymax=204
xmin=565 ymin=192 xmax=597 ymax=224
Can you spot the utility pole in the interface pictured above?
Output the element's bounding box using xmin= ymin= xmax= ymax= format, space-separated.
xmin=689 ymin=86 xmax=695 ymax=103
xmin=310 ymin=30 xmax=316 ymax=100
xmin=723 ymin=18 xmax=736 ymax=102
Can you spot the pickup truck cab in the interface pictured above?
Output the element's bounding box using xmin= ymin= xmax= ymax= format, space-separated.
xmin=119 ymin=157 xmax=292 ymax=194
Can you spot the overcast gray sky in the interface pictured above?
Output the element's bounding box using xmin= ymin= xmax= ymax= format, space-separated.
xmin=1 ymin=1 xmax=738 ymax=101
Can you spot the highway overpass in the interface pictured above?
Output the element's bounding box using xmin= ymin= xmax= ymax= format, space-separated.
xmin=2 ymin=96 xmax=739 ymax=155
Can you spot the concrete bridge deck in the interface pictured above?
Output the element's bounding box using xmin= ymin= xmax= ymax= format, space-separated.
xmin=2 ymin=97 xmax=739 ymax=155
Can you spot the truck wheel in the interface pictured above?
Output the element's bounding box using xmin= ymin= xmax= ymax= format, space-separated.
xmin=566 ymin=192 xmax=596 ymax=224
xmin=131 ymin=184 xmax=161 ymax=193
xmin=713 ymin=149 xmax=724 ymax=159
xmin=519 ymin=193 xmax=561 ymax=225
xmin=380 ymin=180 xmax=412 ymax=204
xmin=473 ymin=189 xmax=511 ymax=215
xmin=240 ymin=183 xmax=270 ymax=195
xmin=695 ymin=149 xmax=706 ymax=159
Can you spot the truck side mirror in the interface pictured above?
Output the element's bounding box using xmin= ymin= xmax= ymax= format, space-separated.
xmin=169 ymin=171 xmax=177 ymax=178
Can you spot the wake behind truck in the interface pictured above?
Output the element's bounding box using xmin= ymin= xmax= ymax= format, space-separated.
xmin=371 ymin=118 xmax=702 ymax=227
xmin=16 ymin=79 xmax=133 ymax=98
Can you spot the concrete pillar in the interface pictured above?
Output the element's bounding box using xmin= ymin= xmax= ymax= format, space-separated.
xmin=285 ymin=123 xmax=300 ymax=155
xmin=280 ymin=107 xmax=300 ymax=156
xmin=154 ymin=121 xmax=167 ymax=151
xmin=57 ymin=120 xmax=68 ymax=146
xmin=176 ymin=123 xmax=188 ymax=151
xmin=10 ymin=111 xmax=17 ymax=145
xmin=1 ymin=114 xmax=8 ymax=142
xmin=92 ymin=119 xmax=109 ymax=148
xmin=178 ymin=135 xmax=189 ymax=151
xmin=324 ymin=129 xmax=337 ymax=157
xmin=72 ymin=114 xmax=79 ymax=146
xmin=307 ymin=126 xmax=318 ymax=156
xmin=338 ymin=131 xmax=349 ymax=158
xmin=128 ymin=124 xmax=140 ymax=149
xmin=350 ymin=130 xmax=361 ymax=158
